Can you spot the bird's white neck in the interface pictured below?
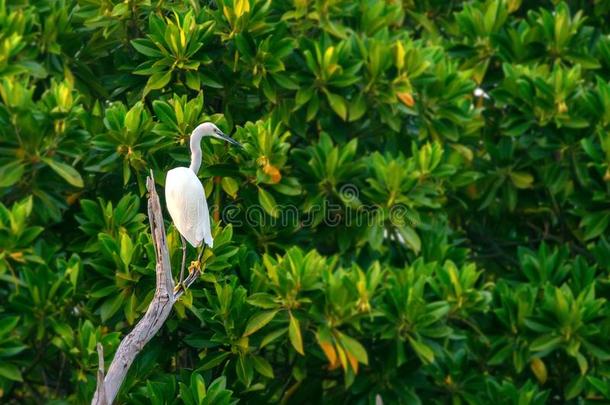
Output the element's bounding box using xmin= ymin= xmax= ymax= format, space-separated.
xmin=189 ymin=128 xmax=205 ymax=174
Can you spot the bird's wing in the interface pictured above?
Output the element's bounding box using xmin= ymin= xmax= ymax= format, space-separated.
xmin=165 ymin=167 xmax=213 ymax=248
xmin=198 ymin=183 xmax=213 ymax=248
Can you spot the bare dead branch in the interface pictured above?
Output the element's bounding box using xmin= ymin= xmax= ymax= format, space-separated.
xmin=95 ymin=343 xmax=107 ymax=405
xmin=92 ymin=172 xmax=183 ymax=404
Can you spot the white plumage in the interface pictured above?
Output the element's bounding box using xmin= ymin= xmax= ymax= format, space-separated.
xmin=165 ymin=167 xmax=213 ymax=248
xmin=164 ymin=122 xmax=241 ymax=289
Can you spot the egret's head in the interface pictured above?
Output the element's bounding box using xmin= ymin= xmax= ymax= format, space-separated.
xmin=193 ymin=122 xmax=242 ymax=148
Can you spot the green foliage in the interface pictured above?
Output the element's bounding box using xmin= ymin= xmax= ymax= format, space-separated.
xmin=1 ymin=0 xmax=610 ymax=403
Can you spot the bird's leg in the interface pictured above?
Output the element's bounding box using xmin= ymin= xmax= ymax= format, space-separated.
xmin=174 ymin=235 xmax=187 ymax=293
xmin=196 ymin=245 xmax=206 ymax=265
xmin=176 ymin=246 xmax=206 ymax=296
xmin=187 ymin=245 xmax=206 ymax=274
xmin=184 ymin=247 xmax=205 ymax=286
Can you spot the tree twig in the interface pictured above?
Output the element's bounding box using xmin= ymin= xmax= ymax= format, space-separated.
xmin=92 ymin=171 xmax=182 ymax=404
xmin=95 ymin=343 xmax=107 ymax=405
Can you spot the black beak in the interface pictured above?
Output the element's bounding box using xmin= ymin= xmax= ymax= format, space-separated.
xmin=215 ymin=129 xmax=243 ymax=148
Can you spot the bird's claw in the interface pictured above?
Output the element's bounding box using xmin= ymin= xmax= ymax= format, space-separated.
xmin=188 ymin=260 xmax=201 ymax=272
xmin=174 ymin=262 xmax=202 ymax=296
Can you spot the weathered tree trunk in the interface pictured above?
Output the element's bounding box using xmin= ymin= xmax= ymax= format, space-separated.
xmin=92 ymin=173 xmax=199 ymax=404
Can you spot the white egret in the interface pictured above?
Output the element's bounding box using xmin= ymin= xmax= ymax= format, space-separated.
xmin=165 ymin=122 xmax=242 ymax=291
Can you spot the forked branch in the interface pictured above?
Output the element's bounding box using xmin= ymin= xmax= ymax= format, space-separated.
xmin=92 ymin=172 xmax=198 ymax=404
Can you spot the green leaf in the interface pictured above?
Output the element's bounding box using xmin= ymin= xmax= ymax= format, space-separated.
xmin=252 ymin=355 xmax=274 ymax=378
xmin=244 ymin=310 xmax=279 ymax=337
xmin=260 ymin=328 xmax=288 ymax=348
xmin=408 ymin=336 xmax=434 ymax=364
xmin=22 ymin=61 xmax=46 ymax=78
xmin=119 ymin=231 xmax=134 ymax=266
xmin=582 ymin=340 xmax=610 ymax=361
xmin=144 ymin=70 xmax=172 ymax=95
xmin=100 ymin=293 xmax=125 ymax=322
xmin=0 ymin=161 xmax=25 ymax=187
xmin=153 ymin=100 xmax=178 ymax=126
xmin=324 ymin=91 xmax=347 ymax=120
xmin=288 ymin=312 xmax=304 ymax=355
xmin=42 ymin=158 xmax=84 ymax=187
xmin=185 ymin=71 xmax=201 ymax=91
xmin=348 ymin=93 xmax=366 ymax=122
xmin=236 ymin=355 xmax=254 ymax=387
xmin=565 ymin=375 xmax=586 ymax=400
xmin=368 ymin=224 xmax=384 ymax=251
xmin=131 ymin=39 xmax=162 ymax=57
xmin=191 ymin=373 xmax=206 ymax=402
xmin=124 ymin=293 xmax=137 ymax=325
xmin=272 ymin=73 xmax=299 ymax=90
xmin=530 ymin=335 xmax=562 ymax=353
xmin=530 ymin=357 xmax=548 ymax=384
xmin=199 ymin=352 xmax=231 ymax=371
xmin=509 ymin=171 xmax=534 ymax=189
xmin=90 ymin=285 xmax=117 ymax=299
xmin=18 ymin=226 xmax=43 ymax=245
xmin=200 ymin=73 xmax=223 ymax=89
xmin=396 ymin=225 xmax=421 ymax=253
xmin=587 ymin=376 xmax=610 ymax=397
xmin=581 ymin=212 xmax=610 ymax=240
xmin=179 ymin=382 xmax=195 ymax=405
xmin=221 ymin=177 xmax=239 ymax=198
xmin=247 ymin=293 xmax=278 ymax=309
xmin=0 ymin=345 xmax=27 ymax=358
xmin=258 ymin=187 xmax=278 ymax=218
xmin=273 ymin=177 xmax=302 ymax=196
xmin=338 ymin=333 xmax=368 ymax=365
xmin=262 ymin=79 xmax=277 ymax=103
xmin=575 ymin=351 xmax=588 ymax=375
xmin=295 ymin=87 xmax=314 ymax=108
xmin=0 ymin=363 xmax=23 ymax=382
xmin=234 ymin=34 xmax=253 ymax=58
xmin=0 ymin=317 xmax=19 ymax=338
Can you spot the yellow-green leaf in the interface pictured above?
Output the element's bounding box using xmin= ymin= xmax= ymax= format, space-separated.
xmin=221 ymin=177 xmax=239 ymax=198
xmin=338 ymin=333 xmax=368 ymax=365
xmin=408 ymin=336 xmax=434 ymax=364
xmin=509 ymin=171 xmax=534 ymax=189
xmin=288 ymin=312 xmax=304 ymax=355
xmin=0 ymin=363 xmax=23 ymax=382
xmin=530 ymin=357 xmax=547 ymax=384
xmin=144 ymin=70 xmax=172 ymax=95
xmin=258 ymin=187 xmax=278 ymax=218
xmin=42 ymin=158 xmax=84 ymax=188
xmin=325 ymin=91 xmax=347 ymax=120
xmin=244 ymin=310 xmax=279 ymax=337
xmin=0 ymin=161 xmax=25 ymax=188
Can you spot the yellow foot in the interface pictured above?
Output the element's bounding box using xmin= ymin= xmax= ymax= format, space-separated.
xmin=188 ymin=260 xmax=201 ymax=272
xmin=173 ymin=282 xmax=184 ymax=293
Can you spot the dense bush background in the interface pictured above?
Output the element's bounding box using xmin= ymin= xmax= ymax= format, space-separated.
xmin=2 ymin=0 xmax=610 ymax=403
